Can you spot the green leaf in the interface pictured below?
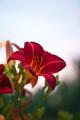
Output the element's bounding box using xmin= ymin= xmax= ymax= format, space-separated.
xmin=0 ymin=95 xmax=4 ymax=109
xmin=32 ymin=107 xmax=45 ymax=120
xmin=56 ymin=75 xmax=61 ymax=85
xmin=58 ymin=110 xmax=73 ymax=120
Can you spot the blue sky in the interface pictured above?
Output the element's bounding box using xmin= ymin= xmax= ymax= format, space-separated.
xmin=0 ymin=0 xmax=80 ymax=79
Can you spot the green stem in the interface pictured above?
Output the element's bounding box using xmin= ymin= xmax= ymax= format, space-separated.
xmin=18 ymin=98 xmax=24 ymax=120
xmin=14 ymin=77 xmax=24 ymax=120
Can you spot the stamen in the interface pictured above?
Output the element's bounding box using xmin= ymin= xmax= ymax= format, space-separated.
xmin=31 ymin=55 xmax=43 ymax=73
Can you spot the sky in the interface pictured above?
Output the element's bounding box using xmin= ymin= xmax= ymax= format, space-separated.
xmin=0 ymin=0 xmax=80 ymax=82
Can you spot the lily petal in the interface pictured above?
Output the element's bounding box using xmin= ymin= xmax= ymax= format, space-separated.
xmin=0 ymin=74 xmax=13 ymax=94
xmin=0 ymin=64 xmax=4 ymax=73
xmin=41 ymin=73 xmax=56 ymax=90
xmin=0 ymin=74 xmax=11 ymax=88
xmin=40 ymin=51 xmax=66 ymax=74
xmin=24 ymin=42 xmax=34 ymax=64
xmin=8 ymin=51 xmax=26 ymax=63
xmin=30 ymin=42 xmax=44 ymax=57
xmin=0 ymin=88 xmax=13 ymax=94
xmin=24 ymin=42 xmax=44 ymax=65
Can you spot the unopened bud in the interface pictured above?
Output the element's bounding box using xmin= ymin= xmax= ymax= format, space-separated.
xmin=6 ymin=40 xmax=13 ymax=60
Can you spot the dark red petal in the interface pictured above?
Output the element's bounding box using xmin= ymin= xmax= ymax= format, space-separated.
xmin=0 ymin=74 xmax=13 ymax=94
xmin=41 ymin=73 xmax=56 ymax=90
xmin=0 ymin=74 xmax=11 ymax=88
xmin=30 ymin=42 xmax=44 ymax=57
xmin=22 ymin=89 xmax=26 ymax=96
xmin=40 ymin=51 xmax=66 ymax=74
xmin=21 ymin=62 xmax=30 ymax=69
xmin=0 ymin=64 xmax=4 ymax=73
xmin=8 ymin=51 xmax=26 ymax=63
xmin=24 ymin=42 xmax=44 ymax=65
xmin=24 ymin=42 xmax=34 ymax=64
xmin=0 ymin=88 xmax=13 ymax=94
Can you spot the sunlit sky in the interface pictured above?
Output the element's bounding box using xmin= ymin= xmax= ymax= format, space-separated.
xmin=0 ymin=0 xmax=80 ymax=81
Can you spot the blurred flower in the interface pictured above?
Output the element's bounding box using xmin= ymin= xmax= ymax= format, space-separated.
xmin=12 ymin=107 xmax=32 ymax=120
xmin=0 ymin=114 xmax=5 ymax=120
xmin=0 ymin=64 xmax=13 ymax=94
xmin=8 ymin=42 xmax=66 ymax=89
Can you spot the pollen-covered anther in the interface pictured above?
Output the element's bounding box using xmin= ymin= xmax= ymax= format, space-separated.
xmin=32 ymin=55 xmax=43 ymax=73
xmin=34 ymin=56 xmax=43 ymax=64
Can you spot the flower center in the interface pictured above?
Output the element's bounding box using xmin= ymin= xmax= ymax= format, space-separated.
xmin=31 ymin=55 xmax=43 ymax=74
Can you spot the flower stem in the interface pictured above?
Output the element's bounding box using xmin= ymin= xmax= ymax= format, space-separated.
xmin=18 ymin=98 xmax=24 ymax=120
xmin=14 ymin=77 xmax=24 ymax=120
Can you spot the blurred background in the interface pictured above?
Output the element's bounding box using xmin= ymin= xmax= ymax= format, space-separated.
xmin=0 ymin=0 xmax=80 ymax=119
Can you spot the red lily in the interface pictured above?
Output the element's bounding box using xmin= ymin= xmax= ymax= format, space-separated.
xmin=0 ymin=64 xmax=13 ymax=94
xmin=8 ymin=42 xmax=66 ymax=90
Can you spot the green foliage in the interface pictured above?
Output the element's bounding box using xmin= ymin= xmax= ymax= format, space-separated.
xmin=56 ymin=75 xmax=61 ymax=85
xmin=0 ymin=95 xmax=4 ymax=109
xmin=4 ymin=63 xmax=16 ymax=80
xmin=32 ymin=107 xmax=45 ymax=120
xmin=0 ymin=94 xmax=14 ymax=119
xmin=58 ymin=110 xmax=73 ymax=120
xmin=73 ymin=112 xmax=80 ymax=120
xmin=18 ymin=63 xmax=27 ymax=86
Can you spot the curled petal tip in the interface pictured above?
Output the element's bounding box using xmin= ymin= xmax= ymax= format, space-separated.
xmin=42 ymin=74 xmax=56 ymax=90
